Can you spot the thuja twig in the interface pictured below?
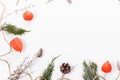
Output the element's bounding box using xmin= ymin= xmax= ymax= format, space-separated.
xmin=0 ymin=59 xmax=11 ymax=75
xmin=0 ymin=0 xmax=12 ymax=58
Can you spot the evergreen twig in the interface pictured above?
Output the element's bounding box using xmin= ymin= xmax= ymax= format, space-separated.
xmin=1 ymin=23 xmax=30 ymax=35
xmin=82 ymin=60 xmax=99 ymax=80
xmin=39 ymin=55 xmax=60 ymax=80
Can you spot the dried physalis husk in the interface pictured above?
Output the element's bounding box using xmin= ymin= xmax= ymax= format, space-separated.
xmin=36 ymin=48 xmax=43 ymax=58
xmin=117 ymin=61 xmax=120 ymax=71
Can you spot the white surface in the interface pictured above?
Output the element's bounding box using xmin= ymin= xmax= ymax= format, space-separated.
xmin=1 ymin=0 xmax=120 ymax=80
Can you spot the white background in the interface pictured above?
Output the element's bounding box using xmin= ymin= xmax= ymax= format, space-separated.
xmin=1 ymin=0 xmax=120 ymax=80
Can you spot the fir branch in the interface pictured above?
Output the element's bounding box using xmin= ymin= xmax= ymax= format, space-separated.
xmin=1 ymin=24 xmax=30 ymax=35
xmin=40 ymin=56 xmax=60 ymax=80
xmin=82 ymin=60 xmax=99 ymax=80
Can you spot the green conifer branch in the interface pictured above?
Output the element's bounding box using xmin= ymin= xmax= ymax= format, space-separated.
xmin=40 ymin=55 xmax=60 ymax=80
xmin=82 ymin=60 xmax=99 ymax=80
xmin=1 ymin=23 xmax=30 ymax=35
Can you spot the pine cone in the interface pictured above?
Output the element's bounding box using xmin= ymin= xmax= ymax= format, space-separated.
xmin=60 ymin=63 xmax=71 ymax=74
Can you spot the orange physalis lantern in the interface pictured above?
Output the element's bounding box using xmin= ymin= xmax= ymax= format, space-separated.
xmin=10 ymin=37 xmax=23 ymax=52
xmin=101 ymin=61 xmax=112 ymax=73
xmin=23 ymin=10 xmax=33 ymax=21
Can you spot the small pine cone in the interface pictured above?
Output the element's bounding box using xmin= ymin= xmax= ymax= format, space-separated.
xmin=60 ymin=63 xmax=71 ymax=74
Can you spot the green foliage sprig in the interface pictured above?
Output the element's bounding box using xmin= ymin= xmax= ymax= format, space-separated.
xmin=40 ymin=56 xmax=60 ymax=80
xmin=82 ymin=60 xmax=99 ymax=80
xmin=1 ymin=23 xmax=30 ymax=35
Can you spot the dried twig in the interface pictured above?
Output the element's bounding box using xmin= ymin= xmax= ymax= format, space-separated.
xmin=8 ymin=52 xmax=42 ymax=80
xmin=0 ymin=26 xmax=12 ymax=58
xmin=0 ymin=59 xmax=11 ymax=75
xmin=23 ymin=72 xmax=33 ymax=80
xmin=46 ymin=0 xmax=54 ymax=3
xmin=0 ymin=0 xmax=6 ymax=23
xmin=16 ymin=0 xmax=20 ymax=6
xmin=0 ymin=30 xmax=12 ymax=58
xmin=8 ymin=48 xmax=42 ymax=80
xmin=0 ymin=0 xmax=12 ymax=58
xmin=35 ymin=76 xmax=41 ymax=80
xmin=2 ymin=4 xmax=36 ymax=19
xmin=116 ymin=72 xmax=120 ymax=80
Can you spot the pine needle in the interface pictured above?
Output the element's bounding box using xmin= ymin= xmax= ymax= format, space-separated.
xmin=82 ymin=60 xmax=99 ymax=80
xmin=1 ymin=24 xmax=30 ymax=35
